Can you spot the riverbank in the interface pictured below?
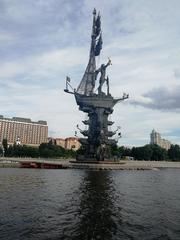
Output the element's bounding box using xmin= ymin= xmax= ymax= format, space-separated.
xmin=0 ymin=161 xmax=20 ymax=168
xmin=1 ymin=158 xmax=180 ymax=170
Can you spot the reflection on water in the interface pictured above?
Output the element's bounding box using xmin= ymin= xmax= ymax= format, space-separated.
xmin=74 ymin=171 xmax=117 ymax=240
xmin=0 ymin=168 xmax=180 ymax=240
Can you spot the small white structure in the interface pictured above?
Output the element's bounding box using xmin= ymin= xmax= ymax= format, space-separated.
xmin=16 ymin=136 xmax=21 ymax=145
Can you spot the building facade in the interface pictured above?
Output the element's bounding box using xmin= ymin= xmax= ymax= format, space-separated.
xmin=150 ymin=129 xmax=171 ymax=150
xmin=49 ymin=137 xmax=81 ymax=151
xmin=65 ymin=137 xmax=81 ymax=151
xmin=55 ymin=138 xmax=66 ymax=148
xmin=0 ymin=115 xmax=48 ymax=146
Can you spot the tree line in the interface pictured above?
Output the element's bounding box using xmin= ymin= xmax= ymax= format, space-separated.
xmin=111 ymin=144 xmax=180 ymax=161
xmin=0 ymin=139 xmax=76 ymax=158
xmin=0 ymin=138 xmax=180 ymax=161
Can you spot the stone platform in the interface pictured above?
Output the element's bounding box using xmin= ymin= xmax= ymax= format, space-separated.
xmin=68 ymin=160 xmax=180 ymax=170
xmin=69 ymin=161 xmax=152 ymax=170
xmin=1 ymin=158 xmax=180 ymax=170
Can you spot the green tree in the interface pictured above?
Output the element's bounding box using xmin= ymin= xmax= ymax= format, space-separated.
xmin=0 ymin=146 xmax=3 ymax=156
xmin=110 ymin=144 xmax=118 ymax=156
xmin=131 ymin=144 xmax=167 ymax=161
xmin=131 ymin=147 xmax=143 ymax=160
xmin=39 ymin=142 xmax=74 ymax=158
xmin=122 ymin=147 xmax=132 ymax=157
xmin=168 ymin=145 xmax=180 ymax=161
xmin=140 ymin=145 xmax=153 ymax=160
xmin=2 ymin=139 xmax=8 ymax=156
xmin=150 ymin=144 xmax=168 ymax=161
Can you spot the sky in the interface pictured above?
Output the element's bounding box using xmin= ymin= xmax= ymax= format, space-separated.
xmin=0 ymin=0 xmax=180 ymax=146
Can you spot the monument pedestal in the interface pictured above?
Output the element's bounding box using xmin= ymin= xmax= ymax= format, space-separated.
xmin=75 ymin=93 xmax=119 ymax=161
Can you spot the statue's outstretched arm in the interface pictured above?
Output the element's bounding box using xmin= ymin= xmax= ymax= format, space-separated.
xmin=104 ymin=58 xmax=112 ymax=68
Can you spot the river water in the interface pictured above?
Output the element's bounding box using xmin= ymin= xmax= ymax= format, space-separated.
xmin=0 ymin=168 xmax=180 ymax=240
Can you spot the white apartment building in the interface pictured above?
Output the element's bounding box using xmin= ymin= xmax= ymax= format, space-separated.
xmin=0 ymin=115 xmax=48 ymax=146
xmin=150 ymin=129 xmax=171 ymax=150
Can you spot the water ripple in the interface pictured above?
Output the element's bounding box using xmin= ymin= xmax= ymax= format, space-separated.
xmin=0 ymin=168 xmax=180 ymax=240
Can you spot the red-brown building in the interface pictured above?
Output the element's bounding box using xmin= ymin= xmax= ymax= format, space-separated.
xmin=49 ymin=137 xmax=81 ymax=151
xmin=65 ymin=137 xmax=81 ymax=150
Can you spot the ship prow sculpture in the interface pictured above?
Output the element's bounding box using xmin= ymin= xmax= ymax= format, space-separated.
xmin=65 ymin=9 xmax=129 ymax=161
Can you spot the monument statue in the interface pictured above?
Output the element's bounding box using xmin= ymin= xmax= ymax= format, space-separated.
xmin=95 ymin=58 xmax=112 ymax=94
xmin=65 ymin=9 xmax=129 ymax=161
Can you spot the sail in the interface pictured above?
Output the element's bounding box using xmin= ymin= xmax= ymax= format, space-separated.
xmin=95 ymin=14 xmax=101 ymax=37
xmin=95 ymin=34 xmax=102 ymax=56
xmin=76 ymin=54 xmax=96 ymax=95
xmin=76 ymin=9 xmax=102 ymax=96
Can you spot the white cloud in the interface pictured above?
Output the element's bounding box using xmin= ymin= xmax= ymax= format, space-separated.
xmin=0 ymin=47 xmax=87 ymax=84
xmin=1 ymin=0 xmax=180 ymax=146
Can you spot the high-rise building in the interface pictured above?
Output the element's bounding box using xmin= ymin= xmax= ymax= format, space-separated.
xmin=0 ymin=115 xmax=48 ymax=146
xmin=150 ymin=129 xmax=171 ymax=150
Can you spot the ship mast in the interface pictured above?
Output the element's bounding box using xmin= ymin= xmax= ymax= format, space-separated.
xmin=76 ymin=9 xmax=102 ymax=96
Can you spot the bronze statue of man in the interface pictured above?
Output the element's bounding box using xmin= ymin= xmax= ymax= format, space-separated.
xmin=95 ymin=58 xmax=112 ymax=94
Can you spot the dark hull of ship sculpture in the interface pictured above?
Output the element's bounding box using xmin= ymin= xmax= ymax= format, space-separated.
xmin=65 ymin=9 xmax=129 ymax=161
